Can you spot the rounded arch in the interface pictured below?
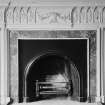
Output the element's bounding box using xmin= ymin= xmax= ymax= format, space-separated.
xmin=23 ymin=52 xmax=80 ymax=102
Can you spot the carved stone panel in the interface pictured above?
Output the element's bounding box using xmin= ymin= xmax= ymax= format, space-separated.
xmin=36 ymin=7 xmax=71 ymax=25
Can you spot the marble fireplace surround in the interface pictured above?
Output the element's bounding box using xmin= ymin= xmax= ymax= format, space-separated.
xmin=0 ymin=0 xmax=105 ymax=105
xmin=9 ymin=30 xmax=96 ymax=103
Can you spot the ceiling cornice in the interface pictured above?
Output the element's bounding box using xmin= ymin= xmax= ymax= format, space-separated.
xmin=0 ymin=0 xmax=105 ymax=7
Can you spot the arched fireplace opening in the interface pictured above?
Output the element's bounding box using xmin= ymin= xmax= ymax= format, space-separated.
xmin=23 ymin=53 xmax=80 ymax=102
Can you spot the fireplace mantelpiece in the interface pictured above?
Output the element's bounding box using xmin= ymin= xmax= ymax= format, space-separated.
xmin=0 ymin=0 xmax=105 ymax=105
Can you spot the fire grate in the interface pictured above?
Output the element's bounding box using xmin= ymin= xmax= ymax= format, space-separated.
xmin=35 ymin=80 xmax=73 ymax=97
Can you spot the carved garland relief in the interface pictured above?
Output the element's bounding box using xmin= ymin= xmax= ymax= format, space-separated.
xmin=36 ymin=8 xmax=71 ymax=24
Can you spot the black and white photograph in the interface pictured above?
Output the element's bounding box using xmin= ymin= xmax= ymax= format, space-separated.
xmin=0 ymin=0 xmax=105 ymax=105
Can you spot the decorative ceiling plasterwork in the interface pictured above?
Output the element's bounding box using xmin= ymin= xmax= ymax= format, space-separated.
xmin=0 ymin=5 xmax=105 ymax=26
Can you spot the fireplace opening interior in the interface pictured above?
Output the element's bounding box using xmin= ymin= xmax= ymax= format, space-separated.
xmin=25 ymin=55 xmax=74 ymax=102
xmin=18 ymin=39 xmax=87 ymax=103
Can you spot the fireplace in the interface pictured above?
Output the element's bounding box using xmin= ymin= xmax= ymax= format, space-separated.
xmin=8 ymin=30 xmax=97 ymax=103
xmin=18 ymin=39 xmax=87 ymax=102
xmin=23 ymin=52 xmax=77 ymax=102
xmin=1 ymin=1 xmax=105 ymax=104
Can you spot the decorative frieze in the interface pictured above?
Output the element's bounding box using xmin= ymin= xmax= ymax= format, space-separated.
xmin=0 ymin=6 xmax=104 ymax=26
xmin=2 ymin=6 xmax=105 ymax=26
xmin=1 ymin=5 xmax=105 ymax=26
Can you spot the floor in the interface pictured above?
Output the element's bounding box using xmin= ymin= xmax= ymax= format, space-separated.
xmin=12 ymin=99 xmax=99 ymax=105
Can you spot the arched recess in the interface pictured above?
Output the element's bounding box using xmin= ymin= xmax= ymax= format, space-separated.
xmin=23 ymin=52 xmax=80 ymax=102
